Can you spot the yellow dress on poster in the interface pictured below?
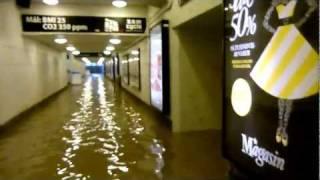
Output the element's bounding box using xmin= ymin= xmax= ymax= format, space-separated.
xmin=250 ymin=1 xmax=319 ymax=100
xmin=250 ymin=0 xmax=318 ymax=147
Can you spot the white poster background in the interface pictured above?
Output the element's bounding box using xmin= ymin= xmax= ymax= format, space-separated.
xmin=150 ymin=25 xmax=163 ymax=111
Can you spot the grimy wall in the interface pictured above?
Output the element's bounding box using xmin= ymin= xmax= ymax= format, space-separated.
xmin=166 ymin=0 xmax=223 ymax=132
xmin=0 ymin=0 xmax=68 ymax=125
xmin=174 ymin=7 xmax=223 ymax=131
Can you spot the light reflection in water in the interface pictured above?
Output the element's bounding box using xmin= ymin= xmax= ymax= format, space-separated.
xmin=57 ymin=75 xmax=165 ymax=180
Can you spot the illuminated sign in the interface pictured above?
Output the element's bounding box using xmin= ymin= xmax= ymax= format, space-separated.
xmin=150 ymin=20 xmax=170 ymax=114
xmin=22 ymin=15 xmax=146 ymax=33
xmin=223 ymin=0 xmax=319 ymax=179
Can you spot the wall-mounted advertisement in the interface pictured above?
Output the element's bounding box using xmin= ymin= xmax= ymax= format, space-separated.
xmin=105 ymin=59 xmax=115 ymax=80
xmin=223 ymin=0 xmax=318 ymax=179
xmin=113 ymin=54 xmax=120 ymax=79
xmin=150 ymin=20 xmax=170 ymax=114
xmin=128 ymin=49 xmax=141 ymax=89
xmin=121 ymin=55 xmax=129 ymax=85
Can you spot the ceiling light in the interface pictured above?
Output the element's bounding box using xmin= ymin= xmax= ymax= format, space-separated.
xmin=72 ymin=50 xmax=80 ymax=55
xmin=109 ymin=38 xmax=121 ymax=45
xmin=97 ymin=57 xmax=105 ymax=65
xmin=103 ymin=50 xmax=112 ymax=55
xmin=131 ymin=50 xmax=139 ymax=55
xmin=54 ymin=37 xmax=67 ymax=44
xmin=112 ymin=0 xmax=127 ymax=8
xmin=66 ymin=45 xmax=76 ymax=51
xmin=106 ymin=46 xmax=115 ymax=51
xmin=81 ymin=57 xmax=91 ymax=65
xmin=43 ymin=0 xmax=59 ymax=6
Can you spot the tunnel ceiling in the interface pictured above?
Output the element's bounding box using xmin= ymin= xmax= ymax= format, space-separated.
xmin=32 ymin=0 xmax=167 ymax=7
xmin=25 ymin=34 xmax=145 ymax=53
xmin=26 ymin=0 xmax=162 ymax=54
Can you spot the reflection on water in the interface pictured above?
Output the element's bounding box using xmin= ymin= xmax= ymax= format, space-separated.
xmin=57 ymin=75 xmax=165 ymax=180
xmin=0 ymin=74 xmax=229 ymax=180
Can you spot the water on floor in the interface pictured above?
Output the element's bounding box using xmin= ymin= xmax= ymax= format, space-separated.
xmin=0 ymin=75 xmax=228 ymax=180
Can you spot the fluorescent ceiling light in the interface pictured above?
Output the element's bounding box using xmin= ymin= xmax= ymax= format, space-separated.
xmin=131 ymin=50 xmax=139 ymax=55
xmin=66 ymin=45 xmax=76 ymax=51
xmin=81 ymin=57 xmax=91 ymax=65
xmin=97 ymin=57 xmax=105 ymax=65
xmin=43 ymin=0 xmax=59 ymax=6
xmin=109 ymin=38 xmax=121 ymax=45
xmin=54 ymin=37 xmax=67 ymax=44
xmin=112 ymin=0 xmax=127 ymax=8
xmin=103 ymin=50 xmax=112 ymax=55
xmin=106 ymin=46 xmax=115 ymax=51
xmin=72 ymin=50 xmax=80 ymax=55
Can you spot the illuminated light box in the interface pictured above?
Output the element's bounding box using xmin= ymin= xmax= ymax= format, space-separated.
xmin=105 ymin=58 xmax=115 ymax=81
xmin=128 ymin=48 xmax=141 ymax=90
xmin=121 ymin=55 xmax=129 ymax=85
xmin=223 ymin=0 xmax=319 ymax=179
xmin=150 ymin=20 xmax=170 ymax=114
xmin=22 ymin=15 xmax=146 ymax=33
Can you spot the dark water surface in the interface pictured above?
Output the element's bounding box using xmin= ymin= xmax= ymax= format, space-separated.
xmin=0 ymin=75 xmax=228 ymax=180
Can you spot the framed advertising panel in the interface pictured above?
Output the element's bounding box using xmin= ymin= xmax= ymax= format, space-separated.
xmin=113 ymin=54 xmax=120 ymax=79
xmin=128 ymin=48 xmax=141 ymax=90
xmin=105 ymin=58 xmax=115 ymax=80
xmin=223 ymin=0 xmax=319 ymax=179
xmin=149 ymin=20 xmax=170 ymax=114
xmin=121 ymin=55 xmax=129 ymax=85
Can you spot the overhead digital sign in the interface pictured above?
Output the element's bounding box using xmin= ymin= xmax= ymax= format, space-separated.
xmin=22 ymin=15 xmax=146 ymax=33
xmin=223 ymin=0 xmax=318 ymax=179
xmin=150 ymin=20 xmax=170 ymax=114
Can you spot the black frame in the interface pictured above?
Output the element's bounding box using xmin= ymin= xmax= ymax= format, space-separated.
xmin=149 ymin=20 xmax=170 ymax=115
xmin=222 ymin=0 xmax=319 ymax=179
xmin=128 ymin=48 xmax=141 ymax=90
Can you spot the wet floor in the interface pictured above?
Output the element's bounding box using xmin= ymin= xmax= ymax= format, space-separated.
xmin=0 ymin=75 xmax=228 ymax=180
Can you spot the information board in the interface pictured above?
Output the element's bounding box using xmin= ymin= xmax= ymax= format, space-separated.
xmin=22 ymin=15 xmax=146 ymax=33
xmin=223 ymin=0 xmax=319 ymax=179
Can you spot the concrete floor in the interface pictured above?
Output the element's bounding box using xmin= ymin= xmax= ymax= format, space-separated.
xmin=0 ymin=75 xmax=229 ymax=180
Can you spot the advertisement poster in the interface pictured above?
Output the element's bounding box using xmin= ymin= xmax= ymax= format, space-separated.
xmin=128 ymin=49 xmax=141 ymax=89
xmin=113 ymin=55 xmax=120 ymax=79
xmin=150 ymin=24 xmax=164 ymax=111
xmin=105 ymin=59 xmax=115 ymax=80
xmin=121 ymin=56 xmax=129 ymax=85
xmin=223 ymin=0 xmax=318 ymax=179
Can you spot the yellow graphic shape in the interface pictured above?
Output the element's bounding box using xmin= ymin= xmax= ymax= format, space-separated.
xmin=231 ymin=78 xmax=252 ymax=117
xmin=250 ymin=25 xmax=319 ymax=100
xmin=276 ymin=0 xmax=297 ymax=19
